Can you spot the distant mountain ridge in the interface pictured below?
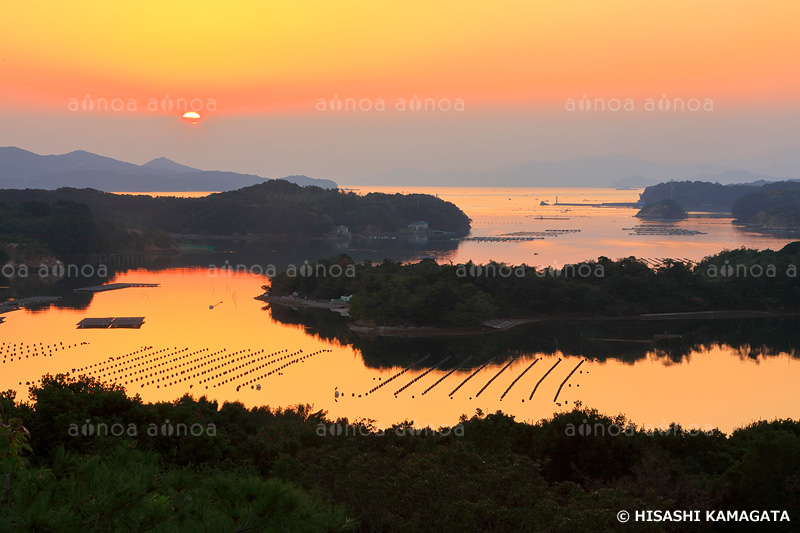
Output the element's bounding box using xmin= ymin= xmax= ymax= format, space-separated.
xmin=353 ymin=150 xmax=800 ymax=187
xmin=0 ymin=147 xmax=337 ymax=191
xmin=142 ymin=157 xmax=200 ymax=173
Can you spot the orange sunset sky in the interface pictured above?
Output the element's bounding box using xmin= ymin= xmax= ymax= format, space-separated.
xmin=1 ymin=0 xmax=799 ymax=182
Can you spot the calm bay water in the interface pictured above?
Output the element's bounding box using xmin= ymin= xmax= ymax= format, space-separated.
xmin=350 ymin=186 xmax=797 ymax=265
xmin=2 ymin=187 xmax=798 ymax=433
xmin=116 ymin=186 xmax=798 ymax=265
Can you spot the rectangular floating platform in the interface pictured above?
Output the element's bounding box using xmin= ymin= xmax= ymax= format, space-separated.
xmin=77 ymin=317 xmax=114 ymax=328
xmin=77 ymin=317 xmax=145 ymax=329
xmin=110 ymin=317 xmax=146 ymax=328
xmin=73 ymin=283 xmax=160 ymax=293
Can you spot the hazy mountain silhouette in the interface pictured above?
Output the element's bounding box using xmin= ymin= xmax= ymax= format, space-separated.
xmin=142 ymin=157 xmax=200 ymax=173
xmin=354 ymin=151 xmax=800 ymax=187
xmin=609 ymin=175 xmax=659 ymax=189
xmin=0 ymin=147 xmax=337 ymax=191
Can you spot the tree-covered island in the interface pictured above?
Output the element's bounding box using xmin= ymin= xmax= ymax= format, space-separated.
xmin=0 ymin=180 xmax=471 ymax=243
xmin=263 ymin=244 xmax=800 ymax=330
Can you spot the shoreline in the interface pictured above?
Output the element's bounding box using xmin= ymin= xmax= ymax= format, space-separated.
xmin=255 ymin=294 xmax=350 ymax=313
xmin=258 ymin=294 xmax=798 ymax=337
xmin=350 ymin=311 xmax=799 ymax=337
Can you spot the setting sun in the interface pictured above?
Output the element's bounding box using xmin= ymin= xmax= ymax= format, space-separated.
xmin=182 ymin=111 xmax=201 ymax=124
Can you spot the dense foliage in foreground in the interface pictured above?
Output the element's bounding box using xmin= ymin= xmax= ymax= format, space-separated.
xmin=2 ymin=376 xmax=799 ymax=531
xmin=267 ymin=244 xmax=800 ymax=326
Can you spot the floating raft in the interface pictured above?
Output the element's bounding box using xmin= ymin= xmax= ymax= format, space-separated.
xmin=475 ymin=356 xmax=517 ymax=397
xmin=653 ymin=333 xmax=683 ymax=344
xmin=529 ymin=359 xmax=562 ymax=400
xmin=0 ymin=296 xmax=62 ymax=313
xmin=553 ymin=360 xmax=585 ymax=403
xmin=77 ymin=317 xmax=145 ymax=329
xmin=500 ymin=358 xmax=539 ymax=400
xmin=502 ymin=229 xmax=580 ymax=236
xmin=462 ymin=236 xmax=544 ymax=242
xmin=623 ymin=225 xmax=706 ymax=236
xmin=421 ymin=355 xmax=472 ymax=396
xmin=73 ymin=283 xmax=160 ymax=293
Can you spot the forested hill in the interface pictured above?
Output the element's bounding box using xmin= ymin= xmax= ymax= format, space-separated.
xmin=732 ymin=183 xmax=800 ymax=229
xmin=639 ymin=181 xmax=756 ymax=211
xmin=638 ymin=180 xmax=800 ymax=211
xmin=0 ymin=180 xmax=471 ymax=238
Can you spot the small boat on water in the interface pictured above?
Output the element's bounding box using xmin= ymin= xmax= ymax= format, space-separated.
xmin=653 ymin=333 xmax=682 ymax=345
xmin=540 ymin=200 xmax=549 ymax=206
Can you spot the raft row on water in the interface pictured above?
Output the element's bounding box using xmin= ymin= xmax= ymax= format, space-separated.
xmin=500 ymin=358 xmax=540 ymax=401
xmin=475 ymin=356 xmax=518 ymax=398
xmin=500 ymin=229 xmax=581 ymax=236
xmin=365 ymin=354 xmax=431 ymax=396
xmin=8 ymin=335 xmax=592 ymax=405
xmin=529 ymin=359 xmax=562 ymax=400
xmin=66 ymin=344 xmax=331 ymax=391
xmin=448 ymin=356 xmax=497 ymax=397
xmin=3 ymin=340 xmax=86 ymax=363
xmin=462 ymin=236 xmax=544 ymax=242
xmin=362 ymin=355 xmax=591 ymax=404
xmin=393 ymin=354 xmax=453 ymax=397
xmin=624 ymin=226 xmax=706 ymax=236
xmin=553 ymin=360 xmax=586 ymax=403
xmin=420 ymin=355 xmax=473 ymax=396
xmin=237 ymin=348 xmax=332 ymax=390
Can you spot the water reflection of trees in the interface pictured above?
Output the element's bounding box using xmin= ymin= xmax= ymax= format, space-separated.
xmin=3 ymin=241 xmax=461 ymax=310
xmin=266 ymin=307 xmax=799 ymax=368
xmin=266 ymin=305 xmax=356 ymax=347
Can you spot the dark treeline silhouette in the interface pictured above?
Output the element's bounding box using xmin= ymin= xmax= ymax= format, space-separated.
xmin=0 ymin=200 xmax=176 ymax=293
xmin=1 ymin=375 xmax=798 ymax=531
xmin=0 ymin=180 xmax=471 ymax=239
xmin=0 ymin=199 xmax=173 ymax=259
xmin=0 ymin=200 xmax=109 ymax=257
xmin=639 ymin=180 xmax=800 ymax=211
xmin=732 ymin=184 xmax=800 ymax=229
